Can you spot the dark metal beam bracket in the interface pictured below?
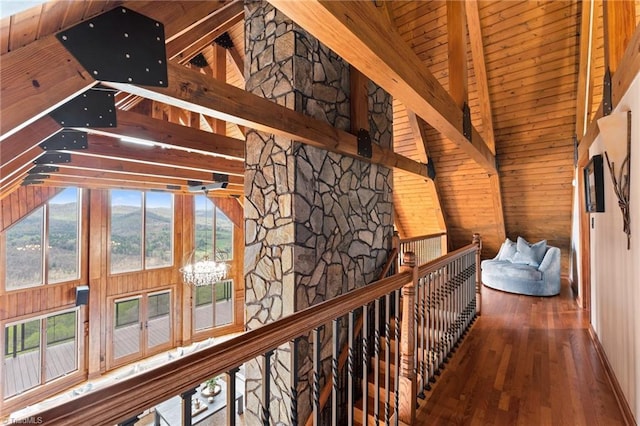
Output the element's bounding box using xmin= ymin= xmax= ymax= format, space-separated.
xmin=357 ymin=128 xmax=373 ymax=159
xmin=49 ymin=88 xmax=117 ymax=128
xmin=463 ymin=102 xmax=472 ymax=141
xmin=56 ymin=6 xmax=168 ymax=87
xmin=39 ymin=130 xmax=88 ymax=151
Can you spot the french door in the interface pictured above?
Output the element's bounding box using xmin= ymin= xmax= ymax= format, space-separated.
xmin=109 ymin=290 xmax=172 ymax=368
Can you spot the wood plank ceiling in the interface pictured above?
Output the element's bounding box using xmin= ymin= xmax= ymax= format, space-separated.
xmin=1 ymin=1 xmax=639 ymax=274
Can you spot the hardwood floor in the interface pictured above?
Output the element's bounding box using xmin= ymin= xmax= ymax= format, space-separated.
xmin=415 ymin=281 xmax=626 ymax=425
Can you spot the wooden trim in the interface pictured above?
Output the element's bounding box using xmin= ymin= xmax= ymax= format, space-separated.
xmin=268 ymin=0 xmax=497 ymax=175
xmin=575 ymin=0 xmax=596 ymax=138
xmin=588 ymin=325 xmax=636 ymax=425
xmin=104 ymin=63 xmax=430 ymax=179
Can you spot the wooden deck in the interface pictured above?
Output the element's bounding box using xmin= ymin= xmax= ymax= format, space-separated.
xmin=415 ymin=281 xmax=626 ymax=425
xmin=4 ymin=340 xmax=76 ymax=398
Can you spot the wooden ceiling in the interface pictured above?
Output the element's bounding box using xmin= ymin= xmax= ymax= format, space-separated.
xmin=1 ymin=1 xmax=639 ymax=271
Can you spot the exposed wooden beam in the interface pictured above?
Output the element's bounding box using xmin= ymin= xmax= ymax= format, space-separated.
xmin=52 ymin=167 xmax=208 ymax=189
xmin=40 ymin=174 xmax=244 ymax=196
xmin=465 ymin=0 xmax=496 ymax=154
xmin=104 ymin=62 xmax=430 ymax=179
xmin=603 ymin=0 xmax=636 ymax=74
xmin=578 ymin=23 xmax=640 ymax=165
xmin=463 ymin=0 xmax=506 ymax=244
xmin=211 ymin=196 xmax=243 ymax=229
xmin=211 ymin=43 xmax=228 ymax=135
xmin=57 ymin=156 xmax=244 ymax=186
xmin=447 ymin=0 xmax=468 ymax=109
xmin=69 ymin=135 xmax=244 ymax=177
xmin=83 ymin=110 xmax=245 ymax=160
xmin=350 ymin=68 xmax=369 ymax=134
xmin=166 ymin=0 xmax=244 ymax=62
xmin=0 ymin=1 xmax=227 ymax=140
xmin=268 ymin=0 xmax=497 ymax=175
xmin=227 ymin=45 xmax=244 ymax=79
xmin=575 ymin=0 xmax=596 ymax=138
xmin=406 ymin=110 xmax=447 ymax=232
xmin=0 ymin=115 xmax=60 ymax=183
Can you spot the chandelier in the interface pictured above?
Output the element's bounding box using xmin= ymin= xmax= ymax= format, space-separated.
xmin=180 ymin=194 xmax=229 ymax=287
xmin=180 ymin=255 xmax=228 ymax=287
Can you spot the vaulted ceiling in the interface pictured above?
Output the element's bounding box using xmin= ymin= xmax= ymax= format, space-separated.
xmin=1 ymin=1 xmax=639 ymax=273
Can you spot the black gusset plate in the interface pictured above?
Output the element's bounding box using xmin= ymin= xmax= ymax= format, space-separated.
xmin=56 ymin=6 xmax=167 ymax=87
xmin=21 ymin=180 xmax=44 ymax=186
xmin=24 ymin=174 xmax=50 ymax=181
xmin=187 ymin=180 xmax=203 ymax=187
xmin=49 ymin=88 xmax=116 ymax=128
xmin=29 ymin=165 xmax=59 ymax=174
xmin=40 ymin=130 xmax=88 ymax=151
xmin=189 ymin=53 xmax=208 ymax=68
xmin=213 ymin=173 xmax=229 ymax=183
xmin=35 ymin=153 xmax=71 ymax=165
xmin=357 ymin=128 xmax=372 ymax=159
xmin=214 ymin=32 xmax=234 ymax=49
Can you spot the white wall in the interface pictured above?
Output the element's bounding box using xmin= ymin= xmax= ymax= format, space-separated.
xmin=588 ymin=71 xmax=640 ymax=420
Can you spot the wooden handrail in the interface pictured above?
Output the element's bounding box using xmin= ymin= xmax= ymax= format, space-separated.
xmin=28 ymin=244 xmax=479 ymax=425
xmin=303 ymin=248 xmax=399 ymax=426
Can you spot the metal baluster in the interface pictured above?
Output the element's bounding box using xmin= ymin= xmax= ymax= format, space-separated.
xmin=414 ymin=274 xmax=421 ymax=398
xmin=313 ymin=327 xmax=322 ymax=426
xmin=290 ymin=339 xmax=299 ymax=426
xmin=262 ymin=350 xmax=273 ymax=426
xmin=374 ymin=298 xmax=381 ymax=424
xmin=394 ymin=289 xmax=400 ymax=426
xmin=348 ymin=311 xmax=355 ymax=426
xmin=180 ymin=388 xmax=196 ymax=426
xmin=362 ymin=304 xmax=369 ymax=425
xmin=226 ymin=367 xmax=240 ymax=426
xmin=331 ymin=318 xmax=339 ymax=426
xmin=426 ymin=273 xmax=433 ymax=390
xmin=384 ymin=294 xmax=391 ymax=426
xmin=418 ymin=275 xmax=426 ymax=399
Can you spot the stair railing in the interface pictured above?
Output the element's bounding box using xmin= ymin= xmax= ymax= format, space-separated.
xmin=21 ymin=235 xmax=481 ymax=426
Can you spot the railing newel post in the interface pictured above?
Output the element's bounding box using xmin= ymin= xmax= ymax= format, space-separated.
xmin=398 ymin=251 xmax=417 ymax=424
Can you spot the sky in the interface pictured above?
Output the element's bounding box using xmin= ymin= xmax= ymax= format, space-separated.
xmin=0 ymin=1 xmax=47 ymax=19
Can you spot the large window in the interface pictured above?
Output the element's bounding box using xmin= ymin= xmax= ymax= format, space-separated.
xmin=4 ymin=188 xmax=80 ymax=291
xmin=3 ymin=310 xmax=78 ymax=399
xmin=194 ymin=196 xmax=233 ymax=261
xmin=192 ymin=196 xmax=234 ymax=333
xmin=110 ymin=190 xmax=173 ymax=274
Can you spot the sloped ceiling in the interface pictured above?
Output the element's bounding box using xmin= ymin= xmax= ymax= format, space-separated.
xmin=1 ymin=1 xmax=639 ymax=276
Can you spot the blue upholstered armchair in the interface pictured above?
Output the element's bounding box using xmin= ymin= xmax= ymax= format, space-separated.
xmin=481 ymin=237 xmax=561 ymax=296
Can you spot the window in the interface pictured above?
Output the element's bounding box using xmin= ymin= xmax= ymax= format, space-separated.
xmin=194 ymin=196 xmax=233 ymax=261
xmin=110 ymin=190 xmax=173 ymax=274
xmin=3 ymin=310 xmax=78 ymax=399
xmin=193 ymin=280 xmax=233 ymax=331
xmin=4 ymin=187 xmax=80 ymax=291
xmin=192 ymin=196 xmax=234 ymax=333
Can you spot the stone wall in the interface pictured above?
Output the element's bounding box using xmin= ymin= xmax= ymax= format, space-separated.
xmin=244 ymin=2 xmax=393 ymax=423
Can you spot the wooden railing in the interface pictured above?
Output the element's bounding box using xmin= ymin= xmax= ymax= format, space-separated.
xmin=21 ymin=235 xmax=481 ymax=426
xmin=398 ymin=232 xmax=447 ymax=268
